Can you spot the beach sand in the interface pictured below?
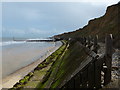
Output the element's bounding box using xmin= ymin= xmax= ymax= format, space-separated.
xmin=1 ymin=43 xmax=62 ymax=89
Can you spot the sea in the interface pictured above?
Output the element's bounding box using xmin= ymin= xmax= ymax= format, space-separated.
xmin=0 ymin=37 xmax=61 ymax=79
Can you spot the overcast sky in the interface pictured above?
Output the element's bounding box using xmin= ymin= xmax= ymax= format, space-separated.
xmin=2 ymin=1 xmax=119 ymax=38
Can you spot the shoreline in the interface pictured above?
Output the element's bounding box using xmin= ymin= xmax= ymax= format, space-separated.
xmin=1 ymin=42 xmax=62 ymax=88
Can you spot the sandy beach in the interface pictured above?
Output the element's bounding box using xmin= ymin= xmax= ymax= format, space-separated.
xmin=1 ymin=42 xmax=62 ymax=89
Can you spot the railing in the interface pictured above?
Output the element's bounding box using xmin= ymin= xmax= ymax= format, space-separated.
xmin=60 ymin=34 xmax=113 ymax=89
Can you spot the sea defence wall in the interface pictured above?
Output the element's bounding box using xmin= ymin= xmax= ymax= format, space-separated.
xmin=37 ymin=34 xmax=113 ymax=89
xmin=60 ymin=34 xmax=113 ymax=89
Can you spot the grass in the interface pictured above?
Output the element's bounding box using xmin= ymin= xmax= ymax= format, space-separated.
xmin=50 ymin=42 xmax=88 ymax=88
xmin=36 ymin=41 xmax=90 ymax=88
xmin=36 ymin=42 xmax=68 ymax=88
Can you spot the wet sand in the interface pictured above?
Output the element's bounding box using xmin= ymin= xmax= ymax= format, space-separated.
xmin=1 ymin=42 xmax=62 ymax=88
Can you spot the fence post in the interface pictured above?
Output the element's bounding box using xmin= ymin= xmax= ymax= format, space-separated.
xmin=104 ymin=34 xmax=113 ymax=85
xmin=87 ymin=36 xmax=91 ymax=49
xmin=65 ymin=78 xmax=75 ymax=88
xmin=94 ymin=56 xmax=104 ymax=89
xmin=74 ymin=72 xmax=82 ymax=88
xmin=89 ymin=36 xmax=92 ymax=42
xmin=80 ymin=69 xmax=88 ymax=88
xmin=83 ymin=37 xmax=86 ymax=46
xmin=93 ymin=35 xmax=98 ymax=53
xmin=88 ymin=62 xmax=95 ymax=88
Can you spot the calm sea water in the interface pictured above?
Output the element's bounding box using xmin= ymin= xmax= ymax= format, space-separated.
xmin=1 ymin=37 xmax=61 ymax=78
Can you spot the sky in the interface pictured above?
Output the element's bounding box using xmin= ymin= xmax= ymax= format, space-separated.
xmin=1 ymin=0 xmax=119 ymax=38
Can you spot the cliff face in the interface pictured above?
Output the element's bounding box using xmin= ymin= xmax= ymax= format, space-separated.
xmin=81 ymin=3 xmax=119 ymax=39
xmin=54 ymin=3 xmax=120 ymax=48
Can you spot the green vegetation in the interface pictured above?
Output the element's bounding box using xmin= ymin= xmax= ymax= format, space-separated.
xmin=36 ymin=42 xmax=68 ymax=88
xmin=37 ymin=41 xmax=90 ymax=88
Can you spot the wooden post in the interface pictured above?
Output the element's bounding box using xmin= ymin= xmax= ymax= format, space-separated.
xmin=74 ymin=73 xmax=81 ymax=88
xmin=104 ymin=34 xmax=113 ymax=85
xmin=81 ymin=37 xmax=84 ymax=45
xmin=91 ymin=36 xmax=94 ymax=42
xmin=93 ymin=35 xmax=98 ymax=53
xmin=89 ymin=36 xmax=92 ymax=42
xmin=84 ymin=37 xmax=87 ymax=46
xmin=83 ymin=37 xmax=86 ymax=46
xmin=87 ymin=36 xmax=91 ymax=49
xmin=81 ymin=37 xmax=86 ymax=45
xmin=80 ymin=69 xmax=88 ymax=88
xmin=88 ymin=62 xmax=95 ymax=88
xmin=94 ymin=56 xmax=104 ymax=89
xmin=67 ymin=78 xmax=75 ymax=88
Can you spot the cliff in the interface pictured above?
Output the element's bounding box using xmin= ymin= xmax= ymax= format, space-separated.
xmin=54 ymin=3 xmax=120 ymax=48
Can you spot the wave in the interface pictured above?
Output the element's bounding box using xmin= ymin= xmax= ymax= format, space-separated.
xmin=26 ymin=38 xmax=50 ymax=40
xmin=1 ymin=38 xmax=49 ymax=46
xmin=0 ymin=41 xmax=26 ymax=46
